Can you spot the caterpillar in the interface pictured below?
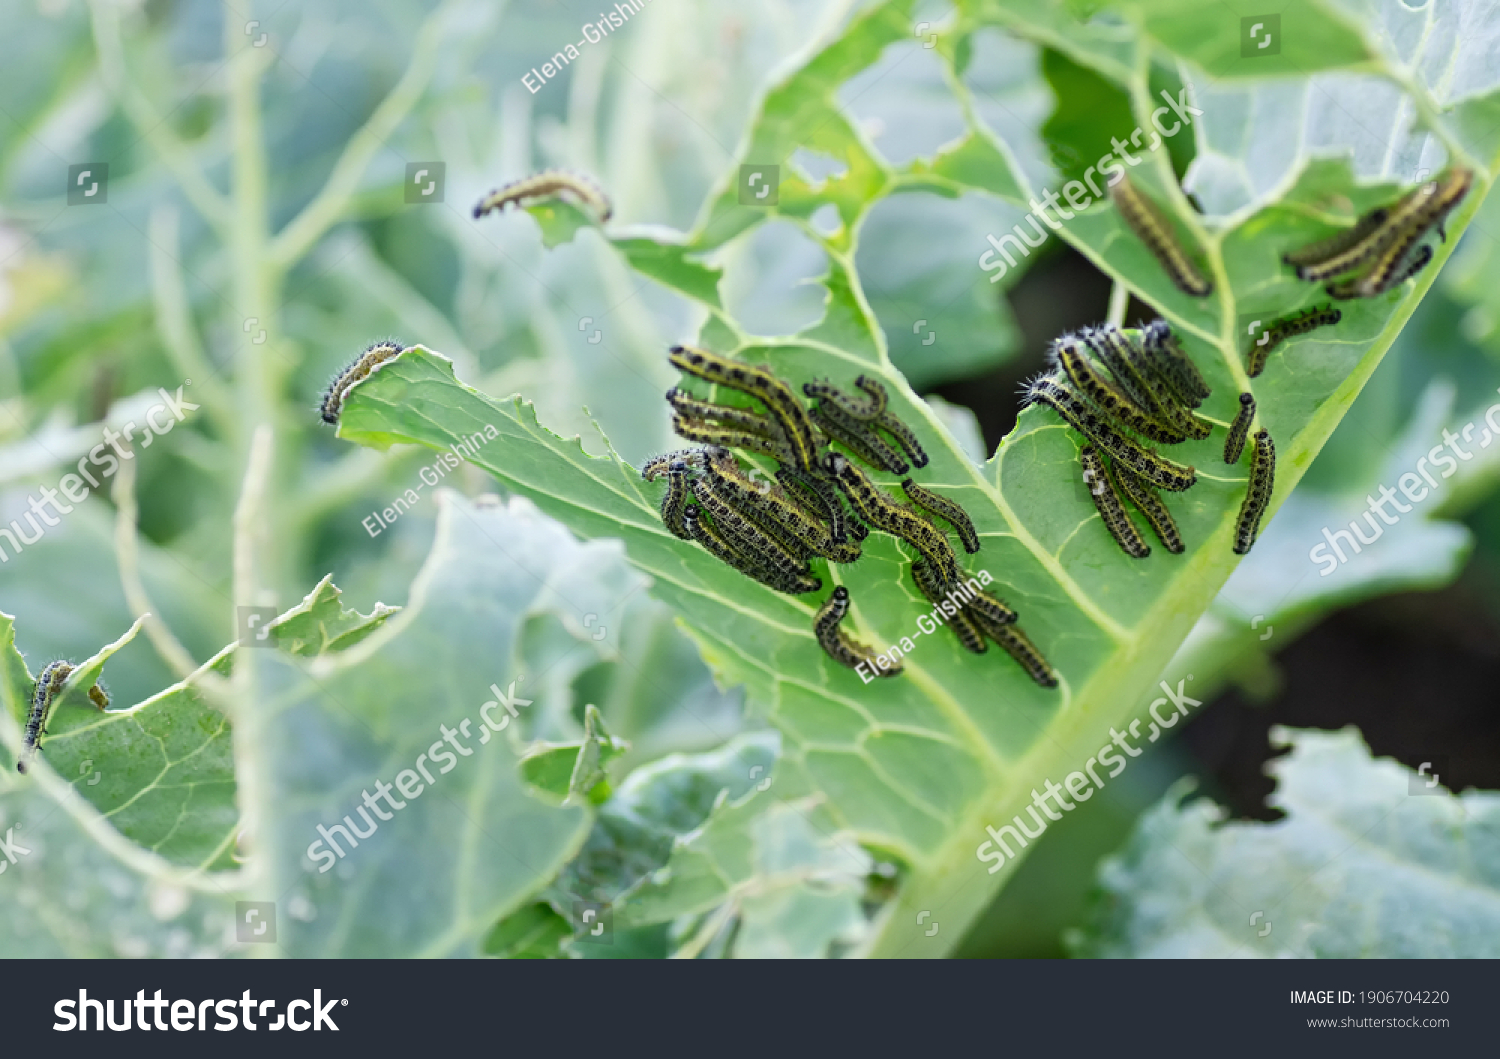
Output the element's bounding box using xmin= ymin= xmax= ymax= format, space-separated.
xmin=320 ymin=342 xmax=404 ymax=424
xmin=671 ymin=415 xmax=796 ymax=464
xmin=1233 ymin=429 xmax=1276 ymax=555
xmin=18 ymin=661 xmax=109 ymax=774
xmin=668 ymin=346 xmax=823 ymax=474
xmin=682 ymin=503 xmax=821 ymax=595
xmin=1223 ymin=392 xmax=1255 ymax=464
xmin=665 ymin=387 xmax=790 ymax=442
xmin=1079 ymin=445 xmax=1150 ymax=559
xmin=642 ymin=447 xmax=709 ymax=482
xmin=900 ymin=479 xmax=981 ymax=554
xmin=873 ymin=406 xmax=929 ymax=470
xmin=1282 ymin=207 xmax=1391 ymax=269
xmin=1023 ymin=375 xmax=1198 ymax=492
xmin=685 ymin=475 xmax=821 ymax=589
xmin=814 ymin=586 xmax=897 ymax=676
xmin=970 ymin=612 xmax=1059 ymax=689
xmin=1054 ymin=339 xmax=1188 ymax=445
xmin=809 ymin=401 xmax=910 ymax=475
xmin=1245 ymin=305 xmax=1340 ymax=376
xmin=822 ymin=452 xmax=961 ymax=591
xmin=1327 ymin=240 xmax=1434 ymax=300
xmin=659 ymin=466 xmax=692 ymax=539
xmin=473 ymin=170 xmax=613 ymax=223
xmin=1114 ymin=464 xmax=1184 ymax=554
xmin=1141 ymin=319 xmax=1211 ymax=407
xmin=1109 ymin=176 xmax=1213 ymax=297
xmin=910 ymin=560 xmax=988 ymax=655
xmin=803 ymin=377 xmax=884 ymax=421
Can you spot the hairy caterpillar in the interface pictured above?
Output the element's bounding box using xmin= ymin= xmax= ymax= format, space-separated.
xmin=1233 ymin=429 xmax=1276 ymax=555
xmin=814 ymin=586 xmax=897 ymax=675
xmin=971 ymin=613 xmax=1059 ymax=689
xmin=659 ymin=467 xmax=692 ymax=539
xmin=1079 ymin=445 xmax=1150 ymax=559
xmin=18 ymin=661 xmax=109 ymax=774
xmin=910 ymin=560 xmax=988 ymax=655
xmin=642 ymin=447 xmax=709 ymax=482
xmin=1054 ymin=340 xmax=1189 ymax=445
xmin=665 ymin=387 xmax=790 ymax=441
xmin=1083 ymin=327 xmax=1210 ymax=440
xmin=803 ymin=377 xmax=885 ymax=421
xmin=321 ymin=342 xmax=404 ymax=424
xmin=1223 ymin=393 xmax=1256 ymax=464
xmin=473 ymin=170 xmax=613 ymax=223
xmin=1114 ymin=464 xmax=1184 ymax=554
xmin=809 ymin=401 xmax=910 ymax=475
xmin=668 ymin=346 xmax=822 ymax=474
xmin=777 ymin=467 xmax=862 ymax=545
xmin=671 ymin=415 xmax=796 ymax=464
xmin=702 ymin=448 xmax=860 ymax=563
xmin=1109 ymin=177 xmax=1212 ymax=297
xmin=900 ymin=478 xmax=980 ymax=554
xmin=822 ymin=452 xmax=961 ymax=592
xmin=1141 ymin=320 xmax=1211 ymax=407
xmin=1245 ymin=305 xmax=1340 ymax=377
xmin=1023 ymin=375 xmax=1197 ymax=492
xmin=1328 ymin=241 xmax=1434 ymax=300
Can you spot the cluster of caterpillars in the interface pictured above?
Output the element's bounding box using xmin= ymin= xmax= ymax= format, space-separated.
xmin=643 ymin=346 xmax=1057 ymax=687
xmin=1025 ymin=320 xmax=1208 ymax=559
xmin=1244 ymin=167 xmax=1472 ymax=378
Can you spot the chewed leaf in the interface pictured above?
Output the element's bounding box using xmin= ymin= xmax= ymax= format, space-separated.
xmin=266 ymin=574 xmax=400 ymax=657
xmin=1070 ymin=727 xmax=1500 ymax=958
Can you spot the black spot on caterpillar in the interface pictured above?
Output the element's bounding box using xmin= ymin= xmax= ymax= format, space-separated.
xmin=1245 ymin=304 xmax=1340 ymax=376
xmin=1223 ymin=392 xmax=1255 ymax=464
xmin=1141 ymin=319 xmax=1211 ymax=407
xmin=809 ymin=401 xmax=910 ymax=475
xmin=1079 ymin=445 xmax=1150 ymax=559
xmin=910 ymin=560 xmax=987 ymax=655
xmin=682 ymin=503 xmax=821 ymax=596
xmin=1023 ymin=375 xmax=1197 ymax=492
xmin=777 ymin=467 xmax=860 ymax=545
xmin=1088 ymin=326 xmax=1211 ymax=440
xmin=1282 ymin=207 xmax=1391 ymax=268
xmin=321 ymin=342 xmax=404 ymax=424
xmin=900 ymin=478 xmax=980 ymax=554
xmin=1114 ymin=463 xmax=1184 ymax=555
xmin=971 ymin=611 xmax=1059 ymax=688
xmin=1109 ymin=176 xmax=1212 ymax=297
xmin=659 ymin=466 xmax=692 ymax=539
xmin=1233 ymin=429 xmax=1276 ymax=555
xmin=823 ymin=452 xmax=961 ymax=592
xmin=642 ymin=447 xmax=709 ymax=481
xmin=668 ymin=346 xmax=823 ymax=474
xmin=473 ymin=170 xmax=613 ymax=223
xmin=19 ymin=661 xmax=108 ymax=774
xmin=814 ymin=586 xmax=897 ymax=676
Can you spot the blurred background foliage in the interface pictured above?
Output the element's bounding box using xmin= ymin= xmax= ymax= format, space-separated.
xmin=0 ymin=0 xmax=1496 ymax=957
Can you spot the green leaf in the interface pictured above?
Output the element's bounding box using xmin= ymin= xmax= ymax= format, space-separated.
xmin=264 ymin=574 xmax=400 ymax=657
xmin=1069 ymin=727 xmax=1500 ymax=957
xmin=482 ymin=901 xmax=573 ymax=959
xmin=0 ymin=613 xmax=240 ymax=871
xmin=518 ymin=704 xmax=630 ymax=805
